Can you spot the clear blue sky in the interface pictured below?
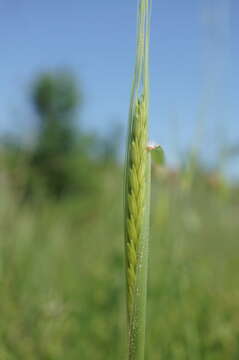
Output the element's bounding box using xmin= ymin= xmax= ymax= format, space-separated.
xmin=0 ymin=0 xmax=238 ymax=172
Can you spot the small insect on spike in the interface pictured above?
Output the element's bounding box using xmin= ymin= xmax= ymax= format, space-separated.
xmin=147 ymin=142 xmax=160 ymax=151
xmin=147 ymin=142 xmax=165 ymax=166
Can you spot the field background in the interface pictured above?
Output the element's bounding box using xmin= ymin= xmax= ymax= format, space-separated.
xmin=1 ymin=139 xmax=239 ymax=359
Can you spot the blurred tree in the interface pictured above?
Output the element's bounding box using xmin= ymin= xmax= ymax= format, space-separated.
xmin=1 ymin=70 xmax=121 ymax=200
xmin=30 ymin=71 xmax=83 ymax=197
xmin=32 ymin=71 xmax=79 ymax=154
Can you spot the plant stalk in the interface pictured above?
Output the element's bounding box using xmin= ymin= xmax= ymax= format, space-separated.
xmin=124 ymin=1 xmax=152 ymax=359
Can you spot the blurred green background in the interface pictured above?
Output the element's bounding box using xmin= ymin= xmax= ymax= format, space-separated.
xmin=1 ymin=0 xmax=239 ymax=358
xmin=0 ymin=70 xmax=239 ymax=360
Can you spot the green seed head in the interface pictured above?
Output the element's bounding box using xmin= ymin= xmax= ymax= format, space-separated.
xmin=124 ymin=1 xmax=152 ymax=359
xmin=126 ymin=96 xmax=148 ymax=320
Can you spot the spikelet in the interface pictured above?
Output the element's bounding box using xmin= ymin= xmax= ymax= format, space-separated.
xmin=126 ymin=96 xmax=147 ymax=319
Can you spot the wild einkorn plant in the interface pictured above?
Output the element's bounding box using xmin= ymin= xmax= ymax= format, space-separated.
xmin=124 ymin=1 xmax=153 ymax=359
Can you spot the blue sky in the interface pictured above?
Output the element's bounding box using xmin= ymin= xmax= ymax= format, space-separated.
xmin=0 ymin=0 xmax=238 ymax=172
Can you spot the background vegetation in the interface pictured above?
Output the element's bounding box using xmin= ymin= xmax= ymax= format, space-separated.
xmin=0 ymin=71 xmax=239 ymax=360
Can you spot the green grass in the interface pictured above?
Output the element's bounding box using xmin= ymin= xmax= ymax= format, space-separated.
xmin=1 ymin=165 xmax=239 ymax=359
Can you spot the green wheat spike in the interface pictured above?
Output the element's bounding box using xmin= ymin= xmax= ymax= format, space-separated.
xmin=124 ymin=1 xmax=152 ymax=359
